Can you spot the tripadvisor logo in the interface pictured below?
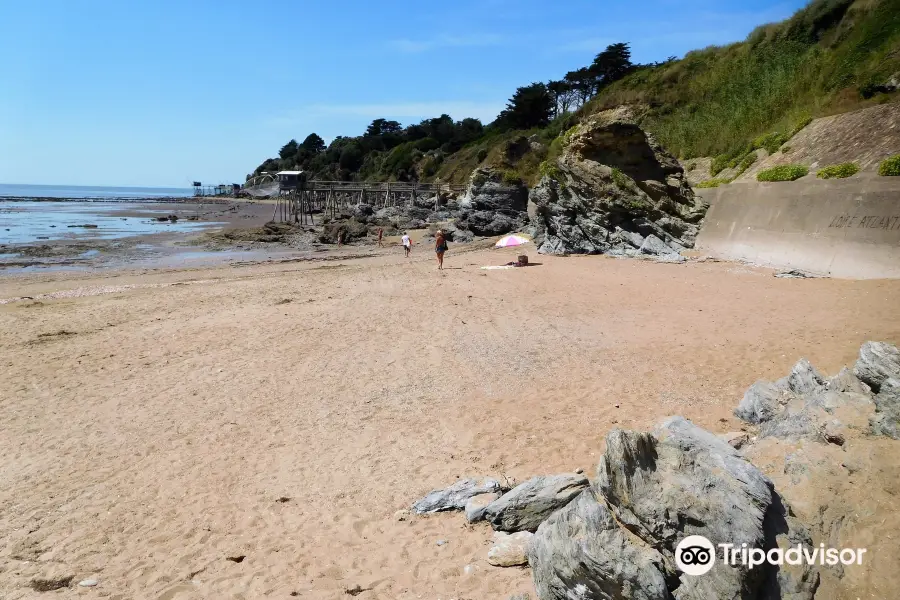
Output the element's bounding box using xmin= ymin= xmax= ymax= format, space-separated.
xmin=675 ymin=535 xmax=867 ymax=576
xmin=676 ymin=536 xmax=716 ymax=576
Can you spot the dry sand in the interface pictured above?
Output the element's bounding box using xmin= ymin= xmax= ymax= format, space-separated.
xmin=1 ymin=248 xmax=899 ymax=599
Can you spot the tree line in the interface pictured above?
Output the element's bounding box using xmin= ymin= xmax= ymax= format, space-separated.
xmin=250 ymin=42 xmax=667 ymax=182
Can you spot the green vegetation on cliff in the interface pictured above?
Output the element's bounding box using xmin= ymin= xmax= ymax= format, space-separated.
xmin=589 ymin=0 xmax=900 ymax=161
xmin=757 ymin=164 xmax=810 ymax=181
xmin=879 ymin=154 xmax=900 ymax=175
xmin=250 ymin=0 xmax=899 ymax=187
xmin=817 ymin=162 xmax=861 ymax=178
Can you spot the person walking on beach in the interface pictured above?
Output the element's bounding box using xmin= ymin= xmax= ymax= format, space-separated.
xmin=377 ymin=228 xmax=384 ymax=248
xmin=435 ymin=230 xmax=448 ymax=270
xmin=401 ymin=232 xmax=411 ymax=257
xmin=337 ymin=229 xmax=344 ymax=247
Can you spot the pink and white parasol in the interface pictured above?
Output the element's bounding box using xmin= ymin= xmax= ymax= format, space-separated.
xmin=494 ymin=234 xmax=530 ymax=248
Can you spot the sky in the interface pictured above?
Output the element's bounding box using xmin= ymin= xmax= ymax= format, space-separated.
xmin=0 ymin=0 xmax=809 ymax=188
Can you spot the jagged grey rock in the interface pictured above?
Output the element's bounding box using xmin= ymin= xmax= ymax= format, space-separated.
xmin=611 ymin=227 xmax=645 ymax=248
xmin=465 ymin=492 xmax=501 ymax=523
xmin=529 ymin=107 xmax=708 ymax=256
xmin=488 ymin=531 xmax=534 ymax=567
xmin=459 ymin=210 xmax=522 ymax=237
xmin=529 ymin=490 xmax=670 ymax=600
xmin=871 ymin=377 xmax=900 ymax=439
xmin=827 ymin=367 xmax=871 ymax=394
xmin=854 ymin=341 xmax=900 ymax=392
xmin=483 ymin=474 xmax=589 ymax=532
xmin=639 ymin=234 xmax=672 ymax=256
xmin=734 ymin=380 xmax=792 ymax=424
xmin=530 ymin=417 xmax=812 ymax=600
xmin=412 ymin=478 xmax=502 ymax=514
xmin=787 ymin=359 xmax=827 ymax=396
xmin=735 ymin=345 xmax=900 ymax=442
xmin=460 ymin=167 xmax=528 ymax=212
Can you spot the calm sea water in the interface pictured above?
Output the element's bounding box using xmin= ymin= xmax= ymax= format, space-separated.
xmin=0 ymin=183 xmax=194 ymax=199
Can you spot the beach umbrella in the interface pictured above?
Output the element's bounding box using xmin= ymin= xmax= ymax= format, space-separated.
xmin=495 ymin=234 xmax=530 ymax=248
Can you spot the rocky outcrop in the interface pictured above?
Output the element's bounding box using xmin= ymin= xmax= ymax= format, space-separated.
xmin=412 ymin=477 xmax=502 ymax=514
xmin=529 ymin=416 xmax=817 ymax=600
xmin=530 ymin=107 xmax=708 ymax=256
xmin=733 ymin=341 xmax=900 ymax=441
xmin=319 ymin=218 xmax=370 ymax=244
xmin=853 ymin=341 xmax=900 ymax=393
xmin=406 ymin=341 xmax=899 ymax=600
xmin=457 ymin=168 xmax=529 ymax=237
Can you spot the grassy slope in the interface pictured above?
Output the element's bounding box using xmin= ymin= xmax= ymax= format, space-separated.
xmin=586 ymin=0 xmax=900 ymax=159
xmin=435 ymin=0 xmax=900 ymax=184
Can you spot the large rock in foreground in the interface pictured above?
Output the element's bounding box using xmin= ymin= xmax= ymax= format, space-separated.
xmin=530 ymin=107 xmax=708 ymax=256
xmin=529 ymin=417 xmax=818 ymax=600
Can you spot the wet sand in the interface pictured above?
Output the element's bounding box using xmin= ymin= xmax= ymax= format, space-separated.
xmin=0 ymin=200 xmax=283 ymax=272
xmin=1 ymin=249 xmax=899 ymax=599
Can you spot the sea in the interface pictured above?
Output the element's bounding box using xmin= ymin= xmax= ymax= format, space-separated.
xmin=0 ymin=183 xmax=194 ymax=200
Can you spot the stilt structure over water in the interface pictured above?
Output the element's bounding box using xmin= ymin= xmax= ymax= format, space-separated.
xmin=253 ymin=180 xmax=466 ymax=225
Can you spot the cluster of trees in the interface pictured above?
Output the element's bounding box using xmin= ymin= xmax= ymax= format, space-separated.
xmin=252 ymin=42 xmax=662 ymax=182
xmin=494 ymin=43 xmax=656 ymax=131
xmin=251 ymin=115 xmax=485 ymax=182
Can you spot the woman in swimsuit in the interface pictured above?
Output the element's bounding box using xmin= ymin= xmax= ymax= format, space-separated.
xmin=434 ymin=230 xmax=447 ymax=270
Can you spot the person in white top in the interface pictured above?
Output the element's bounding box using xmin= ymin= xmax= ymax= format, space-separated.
xmin=401 ymin=233 xmax=411 ymax=257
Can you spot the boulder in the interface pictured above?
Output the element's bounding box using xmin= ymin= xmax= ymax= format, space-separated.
xmin=734 ymin=379 xmax=792 ymax=424
xmin=483 ymin=474 xmax=588 ymax=532
xmin=529 ymin=107 xmax=708 ymax=256
xmin=412 ymin=477 xmax=502 ymax=514
xmin=529 ymin=490 xmax=669 ymax=600
xmin=787 ymin=358 xmax=827 ymax=396
xmin=488 ymin=531 xmax=534 ymax=567
xmin=319 ymin=219 xmax=369 ymax=244
xmin=871 ymin=377 xmax=900 ymax=439
xmin=460 ymin=167 xmax=528 ymax=212
xmin=352 ymin=203 xmax=374 ymax=220
xmin=459 ymin=211 xmax=523 ymax=237
xmin=530 ymin=417 xmax=817 ymax=600
xmin=465 ymin=492 xmax=501 ymax=523
xmin=854 ymin=341 xmax=900 ymax=392
xmin=639 ymin=234 xmax=673 ymax=256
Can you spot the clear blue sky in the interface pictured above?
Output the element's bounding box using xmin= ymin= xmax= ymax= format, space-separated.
xmin=0 ymin=0 xmax=808 ymax=188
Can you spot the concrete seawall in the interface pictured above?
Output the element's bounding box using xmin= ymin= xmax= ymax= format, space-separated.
xmin=695 ymin=175 xmax=900 ymax=279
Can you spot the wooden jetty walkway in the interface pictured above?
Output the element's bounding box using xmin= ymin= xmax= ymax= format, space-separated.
xmin=259 ymin=181 xmax=467 ymax=225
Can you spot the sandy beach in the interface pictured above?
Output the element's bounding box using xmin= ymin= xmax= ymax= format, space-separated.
xmin=2 ymin=248 xmax=900 ymax=600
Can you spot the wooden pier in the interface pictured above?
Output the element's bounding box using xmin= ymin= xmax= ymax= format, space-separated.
xmin=265 ymin=181 xmax=467 ymax=225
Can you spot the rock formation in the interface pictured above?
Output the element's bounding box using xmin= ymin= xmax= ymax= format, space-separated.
xmin=734 ymin=341 xmax=900 ymax=441
xmin=405 ymin=343 xmax=900 ymax=599
xmin=528 ymin=416 xmax=816 ymax=600
xmin=525 ymin=340 xmax=899 ymax=600
xmin=530 ymin=107 xmax=708 ymax=256
xmin=456 ymin=167 xmax=529 ymax=237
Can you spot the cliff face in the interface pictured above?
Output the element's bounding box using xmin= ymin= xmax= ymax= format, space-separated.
xmin=529 ymin=108 xmax=708 ymax=256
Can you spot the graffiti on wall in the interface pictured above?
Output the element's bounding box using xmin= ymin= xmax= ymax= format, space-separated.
xmin=828 ymin=215 xmax=900 ymax=230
